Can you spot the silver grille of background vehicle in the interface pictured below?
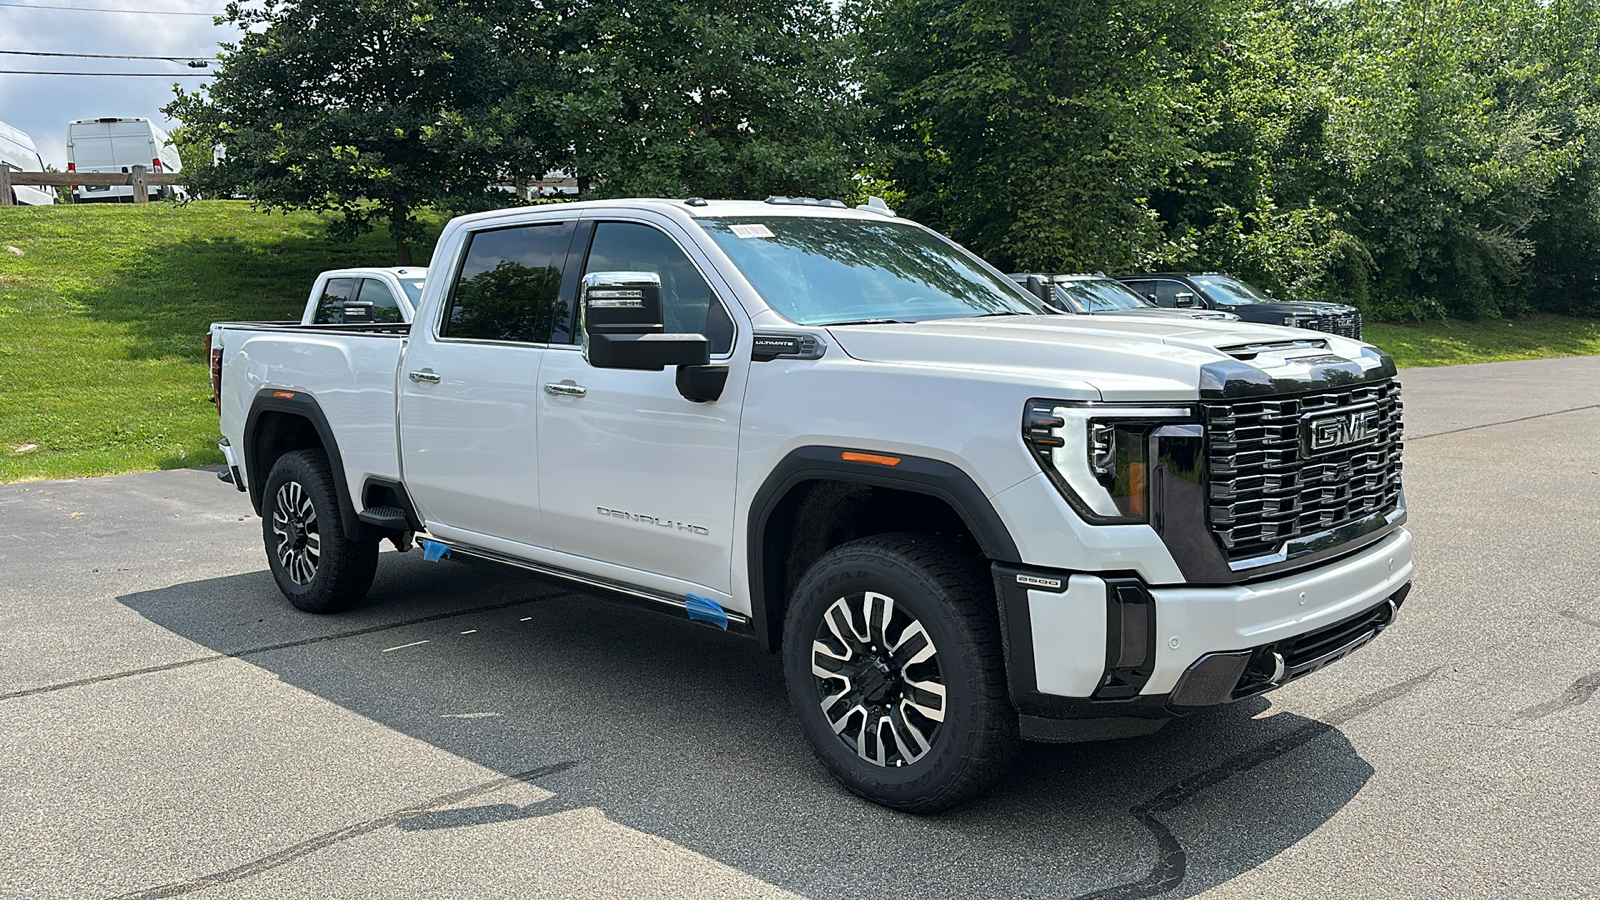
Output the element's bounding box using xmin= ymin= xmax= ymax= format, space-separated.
xmin=1202 ymin=379 xmax=1402 ymax=561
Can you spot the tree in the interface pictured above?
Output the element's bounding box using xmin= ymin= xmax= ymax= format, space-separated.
xmin=855 ymin=0 xmax=1226 ymax=273
xmin=548 ymin=0 xmax=864 ymax=201
xmin=167 ymin=0 xmax=559 ymax=264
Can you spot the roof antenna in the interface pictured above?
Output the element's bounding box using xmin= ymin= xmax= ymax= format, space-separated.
xmin=856 ymin=195 xmax=896 ymax=217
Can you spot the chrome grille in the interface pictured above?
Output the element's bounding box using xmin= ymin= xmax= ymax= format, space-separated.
xmin=1306 ymin=312 xmax=1362 ymax=340
xmin=1203 ymin=379 xmax=1402 ymax=560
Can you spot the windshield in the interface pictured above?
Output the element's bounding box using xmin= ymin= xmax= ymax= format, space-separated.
xmin=399 ymin=279 xmax=425 ymax=307
xmin=1054 ymin=279 xmax=1154 ymax=312
xmin=1191 ymin=275 xmax=1273 ymax=305
xmin=699 ymin=217 xmax=1043 ymax=326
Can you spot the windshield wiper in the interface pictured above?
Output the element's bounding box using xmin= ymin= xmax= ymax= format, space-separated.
xmin=816 ymin=318 xmax=915 ymax=326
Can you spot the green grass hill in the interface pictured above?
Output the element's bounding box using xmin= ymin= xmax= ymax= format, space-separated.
xmin=0 ymin=200 xmax=1596 ymax=483
xmin=0 ymin=201 xmax=437 ymax=482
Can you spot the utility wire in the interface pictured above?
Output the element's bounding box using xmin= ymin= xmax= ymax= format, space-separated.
xmin=0 ymin=2 xmax=219 ymax=15
xmin=0 ymin=69 xmax=214 ymax=75
xmin=0 ymin=49 xmax=212 ymax=61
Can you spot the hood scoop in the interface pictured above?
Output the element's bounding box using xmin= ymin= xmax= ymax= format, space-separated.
xmin=1219 ymin=338 xmax=1329 ymax=361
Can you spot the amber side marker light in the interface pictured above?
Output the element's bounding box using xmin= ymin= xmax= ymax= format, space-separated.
xmin=841 ymin=451 xmax=901 ymax=467
xmin=272 ymin=390 xmax=296 ymax=399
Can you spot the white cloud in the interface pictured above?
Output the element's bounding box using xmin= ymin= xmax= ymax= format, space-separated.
xmin=0 ymin=0 xmax=235 ymax=167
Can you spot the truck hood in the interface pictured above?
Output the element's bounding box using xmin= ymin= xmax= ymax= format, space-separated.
xmin=825 ymin=314 xmax=1393 ymax=401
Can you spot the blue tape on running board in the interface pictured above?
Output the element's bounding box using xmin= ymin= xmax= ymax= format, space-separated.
xmin=684 ymin=594 xmax=729 ymax=631
xmin=420 ymin=539 xmax=451 ymax=562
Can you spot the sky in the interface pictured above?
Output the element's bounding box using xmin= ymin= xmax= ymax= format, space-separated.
xmin=0 ymin=0 xmax=236 ymax=168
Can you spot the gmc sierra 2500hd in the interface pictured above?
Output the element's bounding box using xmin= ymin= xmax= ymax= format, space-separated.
xmin=207 ymin=197 xmax=1411 ymax=812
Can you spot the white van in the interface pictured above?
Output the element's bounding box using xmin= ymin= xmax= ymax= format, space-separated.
xmin=66 ymin=117 xmax=185 ymax=203
xmin=0 ymin=120 xmax=57 ymax=206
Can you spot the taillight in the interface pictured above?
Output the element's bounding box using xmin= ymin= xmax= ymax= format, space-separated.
xmin=151 ymin=158 xmax=162 ymax=172
xmin=205 ymin=332 xmax=223 ymax=412
xmin=66 ymin=162 xmax=75 ymax=172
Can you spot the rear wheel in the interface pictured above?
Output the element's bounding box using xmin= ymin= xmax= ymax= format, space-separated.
xmin=782 ymin=533 xmax=1019 ymax=813
xmin=261 ymin=449 xmax=378 ymax=613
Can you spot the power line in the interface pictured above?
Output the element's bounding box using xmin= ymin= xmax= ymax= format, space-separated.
xmin=0 ymin=49 xmax=212 ymax=62
xmin=0 ymin=2 xmax=220 ymax=15
xmin=0 ymin=69 xmax=214 ymax=75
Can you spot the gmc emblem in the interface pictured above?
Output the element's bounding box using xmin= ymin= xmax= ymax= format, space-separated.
xmin=1302 ymin=406 xmax=1380 ymax=455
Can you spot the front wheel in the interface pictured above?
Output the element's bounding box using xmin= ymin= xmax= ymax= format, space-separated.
xmin=261 ymin=449 xmax=378 ymax=613
xmin=782 ymin=533 xmax=1019 ymax=813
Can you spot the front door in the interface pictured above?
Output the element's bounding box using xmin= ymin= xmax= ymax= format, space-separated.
xmin=398 ymin=218 xmax=577 ymax=545
xmin=536 ymin=217 xmax=748 ymax=598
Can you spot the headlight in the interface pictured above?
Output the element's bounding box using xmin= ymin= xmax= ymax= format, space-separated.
xmin=1023 ymin=402 xmax=1195 ymax=523
xmin=1284 ymin=315 xmax=1319 ymax=328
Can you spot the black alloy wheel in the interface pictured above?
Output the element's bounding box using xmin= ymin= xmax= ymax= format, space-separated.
xmin=261 ymin=449 xmax=379 ymax=613
xmin=811 ymin=590 xmax=948 ymax=768
xmin=782 ymin=533 xmax=1019 ymax=813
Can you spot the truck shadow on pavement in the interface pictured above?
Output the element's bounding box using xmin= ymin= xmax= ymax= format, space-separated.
xmin=120 ymin=552 xmax=1397 ymax=899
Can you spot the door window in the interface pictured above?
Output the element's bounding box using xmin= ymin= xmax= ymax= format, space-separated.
xmin=1121 ymin=280 xmax=1156 ymax=304
xmin=357 ymin=278 xmax=404 ymax=323
xmin=443 ymin=221 xmax=576 ymax=343
xmin=583 ymin=222 xmax=734 ymax=355
xmin=1151 ymin=280 xmax=1196 ymax=308
xmin=311 ymin=278 xmax=358 ymax=324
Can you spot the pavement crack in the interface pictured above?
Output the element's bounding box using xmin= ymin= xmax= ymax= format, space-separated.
xmin=1560 ymin=608 xmax=1600 ymax=631
xmin=1518 ymin=671 xmax=1600 ymax=720
xmin=106 ymin=760 xmax=579 ymax=900
xmin=0 ymin=594 xmax=552 ymax=703
xmin=1408 ymin=403 xmax=1600 ymax=441
xmin=1068 ymin=667 xmax=1441 ymax=900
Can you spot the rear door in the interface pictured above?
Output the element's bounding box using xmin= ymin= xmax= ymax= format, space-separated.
xmin=397 ymin=216 xmax=578 ymax=547
xmin=534 ymin=214 xmax=748 ymax=598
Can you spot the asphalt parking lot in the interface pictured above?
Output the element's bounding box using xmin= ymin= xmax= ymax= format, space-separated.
xmin=2 ymin=355 xmax=1597 ymax=899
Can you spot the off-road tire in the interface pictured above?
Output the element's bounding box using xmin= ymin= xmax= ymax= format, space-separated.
xmin=782 ymin=532 xmax=1020 ymax=813
xmin=262 ymin=449 xmax=378 ymax=613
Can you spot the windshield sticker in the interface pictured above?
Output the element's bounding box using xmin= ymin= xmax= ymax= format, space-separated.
xmin=729 ymin=223 xmax=775 ymax=239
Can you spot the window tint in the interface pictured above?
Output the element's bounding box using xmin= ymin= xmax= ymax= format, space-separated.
xmin=312 ymin=277 xmax=358 ymax=324
xmin=584 ymin=222 xmax=734 ymax=354
xmin=398 ymin=279 xmax=425 ymax=307
xmin=444 ymin=222 xmax=575 ymax=343
xmin=1152 ymin=280 xmax=1193 ymax=308
xmin=357 ymin=279 xmax=404 ymax=323
xmin=1120 ymin=280 xmax=1156 ymax=304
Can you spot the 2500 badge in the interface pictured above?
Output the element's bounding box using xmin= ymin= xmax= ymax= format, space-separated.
xmin=596 ymin=506 xmax=710 ymax=536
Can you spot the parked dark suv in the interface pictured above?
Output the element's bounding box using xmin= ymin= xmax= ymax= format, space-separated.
xmin=1116 ymin=272 xmax=1362 ymax=339
xmin=1008 ymin=273 xmax=1239 ymax=322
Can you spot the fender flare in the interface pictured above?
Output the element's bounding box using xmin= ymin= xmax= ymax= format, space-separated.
xmin=242 ymin=388 xmax=363 ymax=540
xmin=745 ymin=445 xmax=1021 ymax=652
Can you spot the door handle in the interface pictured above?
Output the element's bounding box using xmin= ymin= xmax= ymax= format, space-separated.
xmin=543 ymin=381 xmax=587 ymax=397
xmin=409 ymin=369 xmax=441 ymax=384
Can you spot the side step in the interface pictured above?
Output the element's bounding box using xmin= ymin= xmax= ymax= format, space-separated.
xmin=358 ymin=505 xmax=411 ymax=529
xmin=417 ymin=538 xmax=752 ymax=636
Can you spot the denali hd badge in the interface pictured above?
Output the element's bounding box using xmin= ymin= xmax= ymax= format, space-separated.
xmin=1302 ymin=405 xmax=1380 ymax=455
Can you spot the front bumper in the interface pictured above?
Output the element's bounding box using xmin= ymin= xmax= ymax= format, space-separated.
xmin=995 ymin=527 xmax=1412 ymax=740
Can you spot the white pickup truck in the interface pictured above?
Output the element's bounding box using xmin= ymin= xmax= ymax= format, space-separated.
xmin=207 ymin=197 xmax=1411 ymax=812
xmin=299 ymin=267 xmax=426 ymax=324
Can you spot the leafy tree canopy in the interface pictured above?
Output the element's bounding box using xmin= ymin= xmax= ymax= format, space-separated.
xmin=169 ymin=0 xmax=564 ymax=264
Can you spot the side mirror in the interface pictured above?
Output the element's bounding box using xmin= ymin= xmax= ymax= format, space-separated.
xmin=1024 ymin=275 xmax=1052 ymax=303
xmin=581 ymin=271 xmax=709 ymax=371
xmin=339 ymin=300 xmax=375 ymax=324
xmin=1174 ymin=292 xmax=1197 ymax=308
